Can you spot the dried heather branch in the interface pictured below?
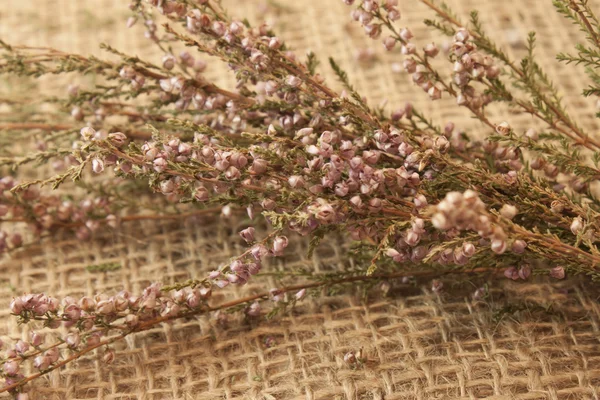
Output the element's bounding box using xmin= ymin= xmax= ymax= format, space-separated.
xmin=1 ymin=0 xmax=600 ymax=394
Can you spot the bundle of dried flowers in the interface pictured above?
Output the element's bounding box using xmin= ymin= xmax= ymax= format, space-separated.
xmin=1 ymin=0 xmax=599 ymax=396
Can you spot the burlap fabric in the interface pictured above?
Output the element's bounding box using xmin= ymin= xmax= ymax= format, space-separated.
xmin=1 ymin=0 xmax=600 ymax=399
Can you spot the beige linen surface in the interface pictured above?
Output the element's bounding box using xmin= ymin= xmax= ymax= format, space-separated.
xmin=1 ymin=1 xmax=600 ymax=399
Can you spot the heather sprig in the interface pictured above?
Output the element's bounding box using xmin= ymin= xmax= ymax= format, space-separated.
xmin=1 ymin=0 xmax=600 ymax=395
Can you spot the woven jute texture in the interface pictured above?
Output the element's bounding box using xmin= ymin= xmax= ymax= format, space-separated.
xmin=2 ymin=0 xmax=600 ymax=399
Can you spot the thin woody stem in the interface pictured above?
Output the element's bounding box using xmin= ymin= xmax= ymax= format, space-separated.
xmin=0 ymin=123 xmax=152 ymax=141
xmin=0 ymin=208 xmax=224 ymax=232
xmin=569 ymin=0 xmax=600 ymax=49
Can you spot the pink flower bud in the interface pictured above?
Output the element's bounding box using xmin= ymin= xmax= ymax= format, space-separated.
xmin=159 ymin=79 xmax=174 ymax=93
xmin=405 ymin=231 xmax=420 ymax=247
xmin=402 ymin=43 xmax=416 ymax=55
xmin=247 ymin=302 xmax=261 ymax=317
xmin=153 ymin=157 xmax=168 ymax=173
xmin=268 ymin=37 xmax=282 ymax=49
xmin=491 ymin=239 xmax=507 ymax=254
xmin=125 ymin=314 xmax=139 ymax=328
xmin=239 ymin=227 xmax=256 ymax=243
xmin=30 ymin=332 xmax=44 ymax=347
xmin=423 ymin=43 xmax=439 ymax=57
xmin=486 ymin=65 xmax=501 ymax=79
xmin=194 ymin=187 xmax=209 ymax=202
xmin=400 ymin=58 xmax=416 ymax=73
xmin=10 ymin=297 xmax=24 ymax=315
xmin=518 ymin=265 xmax=531 ymax=280
xmin=272 ymin=236 xmax=289 ymax=256
xmin=214 ymin=279 xmax=229 ymax=289
xmin=224 ymin=166 xmax=241 ymax=180
xmin=212 ymin=21 xmax=226 ymax=36
xmin=295 ymin=289 xmax=307 ymax=300
xmin=500 ymin=204 xmax=517 ymax=220
xmin=65 ymin=332 xmax=81 ymax=348
xmin=32 ymin=300 xmax=49 ymax=316
xmin=45 ymin=347 xmax=60 ymax=363
xmin=162 ymin=54 xmax=176 ymax=70
xmin=288 ymin=175 xmax=305 ymax=188
xmin=141 ymin=294 xmax=157 ymax=310
xmin=3 ymin=360 xmax=19 ymax=375
xmin=344 ymin=351 xmax=356 ymax=364
xmin=399 ymin=28 xmax=413 ymax=42
xmin=79 ymin=296 xmax=95 ymax=311
xmin=511 ymin=240 xmax=527 ymax=254
xmin=247 ymin=262 xmax=261 ymax=275
xmin=250 ymin=159 xmax=268 ymax=175
xmin=114 ymin=296 xmax=128 ymax=312
xmin=199 ymin=287 xmax=211 ymax=299
xmin=431 ymin=280 xmax=443 ymax=292
xmin=428 ymin=85 xmax=442 ymax=100
xmin=261 ymin=198 xmax=276 ymax=210
xmin=64 ymin=304 xmax=82 ymax=320
xmin=362 ymin=150 xmax=380 ymax=165
xmin=108 ymin=132 xmax=128 ymax=147
xmin=387 ymin=8 xmax=401 ymax=20
xmin=383 ymin=36 xmax=396 ymax=51
xmin=454 ymin=28 xmax=470 ymax=42
xmin=504 ymin=267 xmax=519 ymax=280
xmin=334 ymin=182 xmax=349 ymax=197
xmin=126 ymin=16 xmax=137 ymax=28
xmin=119 ymin=66 xmax=136 ymax=79
xmin=15 ymin=340 xmax=29 ymax=354
xmin=103 ymin=349 xmax=115 ymax=364
xmin=368 ymin=198 xmax=382 ymax=212
xmin=413 ymin=194 xmax=427 ymax=209
xmin=528 ymin=160 xmax=545 ymax=176
xmin=544 ymin=164 xmax=559 ymax=178
xmin=96 ymin=299 xmax=115 ymax=315
xmin=385 ymin=248 xmax=403 ymax=262
xmin=348 ymin=195 xmax=363 ymax=210
xmin=462 ymin=242 xmax=476 ymax=257
xmin=434 ymin=136 xmax=450 ymax=152
xmin=285 ymin=75 xmax=302 ymax=88
xmin=33 ymin=355 xmax=50 ymax=371
xmin=251 ymin=244 xmax=269 ymax=260
xmin=571 ymin=217 xmax=584 ymax=235
xmin=550 ymin=266 xmax=565 ymax=280
xmin=265 ymin=80 xmax=279 ymax=95
xmin=364 ymin=24 xmax=382 ymax=39
xmin=525 ymin=128 xmax=538 ymax=140
xmin=92 ymin=158 xmax=104 ymax=174
xmin=431 ymin=213 xmax=449 ymax=230
xmin=225 ymin=274 xmax=243 ymax=283
xmin=495 ymin=121 xmax=511 ymax=135
xmin=80 ymin=126 xmax=96 ymax=141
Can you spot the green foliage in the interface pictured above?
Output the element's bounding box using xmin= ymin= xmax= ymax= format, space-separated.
xmin=86 ymin=262 xmax=121 ymax=273
xmin=305 ymin=51 xmax=319 ymax=76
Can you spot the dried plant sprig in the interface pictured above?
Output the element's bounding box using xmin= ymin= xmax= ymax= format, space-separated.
xmin=1 ymin=0 xmax=600 ymax=394
xmin=1 ymin=265 xmax=499 ymax=395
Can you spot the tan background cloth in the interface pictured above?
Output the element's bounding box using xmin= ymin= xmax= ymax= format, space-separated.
xmin=1 ymin=0 xmax=600 ymax=399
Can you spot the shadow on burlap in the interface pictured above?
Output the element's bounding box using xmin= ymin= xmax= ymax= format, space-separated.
xmin=1 ymin=0 xmax=600 ymax=399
